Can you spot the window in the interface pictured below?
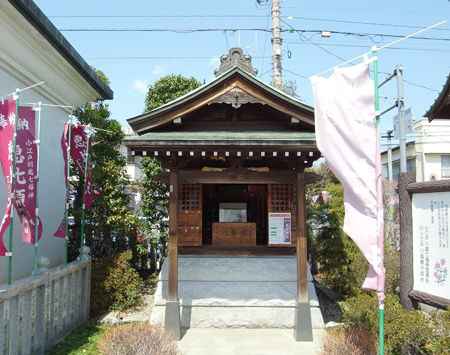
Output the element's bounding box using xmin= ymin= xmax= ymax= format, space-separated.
xmin=442 ymin=156 xmax=450 ymax=178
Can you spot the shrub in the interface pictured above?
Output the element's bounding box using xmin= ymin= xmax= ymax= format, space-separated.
xmin=98 ymin=323 xmax=178 ymax=355
xmin=320 ymin=329 xmax=377 ymax=355
xmin=307 ymin=181 xmax=368 ymax=296
xmin=340 ymin=293 xmax=449 ymax=354
xmin=90 ymin=250 xmax=142 ymax=316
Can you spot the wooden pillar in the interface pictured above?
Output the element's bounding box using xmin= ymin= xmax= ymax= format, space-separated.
xmin=294 ymin=171 xmax=313 ymax=341
xmin=398 ymin=172 xmax=416 ymax=310
xmin=168 ymin=171 xmax=179 ymax=301
xmin=296 ymin=172 xmax=308 ymax=302
xmin=165 ymin=170 xmax=181 ymax=339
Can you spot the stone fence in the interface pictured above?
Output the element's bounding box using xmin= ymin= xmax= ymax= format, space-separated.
xmin=0 ymin=247 xmax=91 ymax=355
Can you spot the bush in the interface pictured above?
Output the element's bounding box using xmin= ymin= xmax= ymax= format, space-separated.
xmin=320 ymin=329 xmax=377 ymax=355
xmin=90 ymin=250 xmax=142 ymax=316
xmin=98 ymin=323 xmax=178 ymax=355
xmin=307 ymin=181 xmax=368 ymax=296
xmin=340 ymin=293 xmax=450 ymax=354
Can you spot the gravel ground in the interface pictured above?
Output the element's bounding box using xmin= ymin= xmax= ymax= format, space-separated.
xmin=314 ymin=286 xmax=343 ymax=324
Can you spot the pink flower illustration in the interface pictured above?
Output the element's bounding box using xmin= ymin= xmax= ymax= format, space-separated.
xmin=434 ymin=259 xmax=448 ymax=285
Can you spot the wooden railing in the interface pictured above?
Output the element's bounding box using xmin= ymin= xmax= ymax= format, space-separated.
xmin=0 ymin=247 xmax=91 ymax=355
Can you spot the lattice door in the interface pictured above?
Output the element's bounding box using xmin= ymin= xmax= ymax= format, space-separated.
xmin=177 ymin=184 xmax=202 ymax=246
xmin=267 ymin=184 xmax=296 ymax=246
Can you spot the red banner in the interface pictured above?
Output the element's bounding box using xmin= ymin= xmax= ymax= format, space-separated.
xmin=54 ymin=122 xmax=93 ymax=238
xmin=0 ymin=98 xmax=43 ymax=255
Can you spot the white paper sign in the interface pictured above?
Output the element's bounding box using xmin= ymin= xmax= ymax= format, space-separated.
xmin=269 ymin=212 xmax=291 ymax=244
xmin=412 ymin=192 xmax=450 ymax=300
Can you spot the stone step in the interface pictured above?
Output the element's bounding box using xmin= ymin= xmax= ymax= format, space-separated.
xmin=151 ymin=256 xmax=323 ymax=329
xmin=157 ymin=280 xmax=319 ymax=307
xmin=159 ymin=256 xmax=313 ymax=282
xmin=151 ymin=304 xmax=324 ymax=329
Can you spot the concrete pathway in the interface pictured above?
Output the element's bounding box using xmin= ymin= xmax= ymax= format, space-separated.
xmin=177 ymin=328 xmax=324 ymax=355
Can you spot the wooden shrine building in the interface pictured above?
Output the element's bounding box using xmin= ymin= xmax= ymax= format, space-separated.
xmin=124 ymin=48 xmax=321 ymax=340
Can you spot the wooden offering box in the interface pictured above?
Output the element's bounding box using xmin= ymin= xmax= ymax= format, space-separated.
xmin=212 ymin=222 xmax=257 ymax=247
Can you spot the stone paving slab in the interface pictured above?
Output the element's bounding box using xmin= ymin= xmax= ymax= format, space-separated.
xmin=177 ymin=328 xmax=325 ymax=355
xmin=160 ymin=256 xmax=313 ymax=282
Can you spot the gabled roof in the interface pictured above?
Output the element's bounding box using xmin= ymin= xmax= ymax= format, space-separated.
xmin=8 ymin=0 xmax=113 ymax=100
xmin=127 ymin=66 xmax=314 ymax=134
xmin=425 ymin=74 xmax=450 ymax=121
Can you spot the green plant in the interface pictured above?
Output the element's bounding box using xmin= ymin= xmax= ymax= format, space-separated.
xmin=98 ymin=323 xmax=178 ymax=355
xmin=46 ymin=319 xmax=110 ymax=355
xmin=341 ymin=293 xmax=449 ymax=354
xmin=90 ymin=250 xmax=142 ymax=316
xmin=307 ymin=179 xmax=368 ymax=296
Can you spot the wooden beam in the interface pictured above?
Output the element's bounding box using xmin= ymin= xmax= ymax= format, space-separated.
xmin=179 ymin=170 xmax=296 ymax=184
xmin=398 ymin=172 xmax=416 ymax=310
xmin=304 ymin=172 xmax=322 ymax=185
xmin=296 ymin=172 xmax=308 ymax=302
xmin=168 ymin=171 xmax=179 ymax=301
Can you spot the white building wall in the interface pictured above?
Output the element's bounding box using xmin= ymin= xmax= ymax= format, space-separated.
xmin=0 ymin=0 xmax=110 ymax=284
xmin=414 ymin=119 xmax=450 ymax=182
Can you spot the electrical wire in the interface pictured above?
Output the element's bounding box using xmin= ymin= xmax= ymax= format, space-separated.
xmin=56 ymin=27 xmax=450 ymax=41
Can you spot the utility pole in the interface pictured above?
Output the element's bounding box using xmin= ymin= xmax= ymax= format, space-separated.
xmin=271 ymin=0 xmax=282 ymax=88
xmin=386 ymin=128 xmax=393 ymax=180
xmin=396 ymin=64 xmax=407 ymax=173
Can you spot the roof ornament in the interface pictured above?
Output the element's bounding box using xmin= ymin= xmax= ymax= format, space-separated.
xmin=214 ymin=48 xmax=258 ymax=77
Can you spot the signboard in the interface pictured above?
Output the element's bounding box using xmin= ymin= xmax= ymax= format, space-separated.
xmin=412 ymin=192 xmax=450 ymax=299
xmin=268 ymin=212 xmax=291 ymax=244
xmin=393 ymin=107 xmax=414 ymax=139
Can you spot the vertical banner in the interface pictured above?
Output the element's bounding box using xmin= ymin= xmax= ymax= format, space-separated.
xmin=0 ymin=98 xmax=43 ymax=255
xmin=54 ymin=122 xmax=93 ymax=238
xmin=311 ymin=62 xmax=385 ymax=301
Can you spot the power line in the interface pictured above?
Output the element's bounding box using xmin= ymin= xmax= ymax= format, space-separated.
xmin=283 ymin=16 xmax=450 ymax=31
xmin=57 ymin=27 xmax=450 ymax=41
xmin=285 ymin=41 xmax=450 ymax=53
xmin=48 ymin=13 xmax=450 ymax=31
xmin=282 ymin=6 xmax=443 ymax=15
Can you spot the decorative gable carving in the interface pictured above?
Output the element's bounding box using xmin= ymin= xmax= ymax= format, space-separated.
xmin=210 ymin=86 xmax=266 ymax=109
xmin=214 ymin=47 xmax=258 ymax=77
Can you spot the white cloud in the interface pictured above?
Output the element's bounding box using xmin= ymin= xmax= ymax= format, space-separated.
xmin=133 ymin=79 xmax=148 ymax=94
xmin=152 ymin=66 xmax=164 ymax=75
xmin=209 ymin=57 xmax=220 ymax=67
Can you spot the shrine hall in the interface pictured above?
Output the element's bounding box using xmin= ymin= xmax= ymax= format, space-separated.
xmin=124 ymin=48 xmax=322 ymax=341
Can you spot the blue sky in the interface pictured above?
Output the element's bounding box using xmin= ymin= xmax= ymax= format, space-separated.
xmin=34 ymin=0 xmax=449 ymax=144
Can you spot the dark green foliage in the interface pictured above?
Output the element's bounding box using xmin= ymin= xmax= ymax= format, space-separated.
xmin=90 ymin=251 xmax=142 ymax=316
xmin=307 ymin=164 xmax=368 ymax=296
xmin=341 ymin=294 xmax=450 ymax=354
xmin=68 ymin=69 xmax=139 ymax=262
xmin=144 ymin=74 xmax=201 ymax=112
xmin=139 ymin=157 xmax=169 ymax=271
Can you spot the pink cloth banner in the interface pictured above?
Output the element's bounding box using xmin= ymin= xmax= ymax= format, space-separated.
xmin=54 ymin=122 xmax=93 ymax=238
xmin=311 ymin=62 xmax=385 ymax=302
xmin=0 ymin=98 xmax=43 ymax=255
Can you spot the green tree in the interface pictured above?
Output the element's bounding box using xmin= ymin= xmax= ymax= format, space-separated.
xmin=144 ymin=74 xmax=201 ymax=112
xmin=306 ymin=162 xmax=368 ymax=296
xmin=139 ymin=157 xmax=169 ymax=271
xmin=138 ymin=74 xmax=201 ymax=270
xmin=69 ymin=69 xmax=138 ymax=261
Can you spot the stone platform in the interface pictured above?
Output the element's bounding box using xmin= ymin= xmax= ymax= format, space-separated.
xmin=150 ymin=256 xmax=324 ymax=330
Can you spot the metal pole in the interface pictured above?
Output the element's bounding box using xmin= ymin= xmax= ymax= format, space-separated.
xmin=33 ymin=102 xmax=42 ymax=275
xmin=372 ymin=46 xmax=385 ymax=355
xmin=79 ymin=133 xmax=91 ymax=257
xmin=387 ymin=129 xmax=393 ymax=181
xmin=64 ymin=119 xmax=73 ymax=265
xmin=271 ymin=0 xmax=282 ymax=88
xmin=7 ymin=90 xmax=20 ymax=285
xmin=396 ymin=64 xmax=407 ymax=173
